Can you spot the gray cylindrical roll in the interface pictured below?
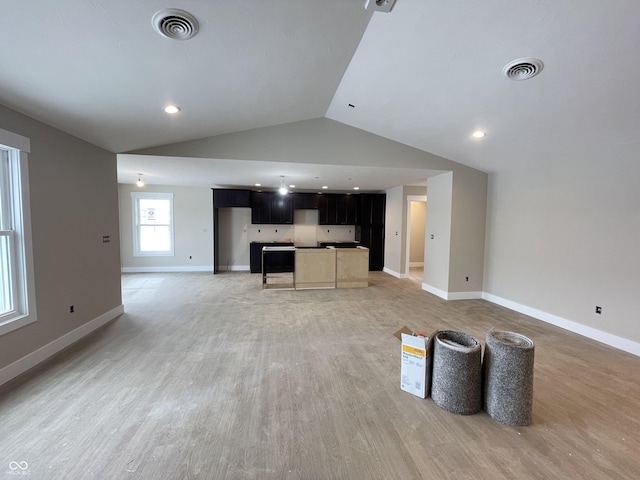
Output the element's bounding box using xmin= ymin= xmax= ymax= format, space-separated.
xmin=431 ymin=330 xmax=482 ymax=415
xmin=483 ymin=330 xmax=535 ymax=426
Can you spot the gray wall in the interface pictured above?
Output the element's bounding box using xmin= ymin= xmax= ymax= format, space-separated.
xmin=0 ymin=104 xmax=122 ymax=371
xmin=130 ymin=117 xmax=461 ymax=172
xmin=448 ymin=166 xmax=487 ymax=294
xmin=118 ymin=184 xmax=213 ymax=271
xmin=384 ymin=186 xmax=404 ymax=275
xmin=484 ymin=144 xmax=640 ymax=344
xmin=424 ymin=173 xmax=453 ymax=293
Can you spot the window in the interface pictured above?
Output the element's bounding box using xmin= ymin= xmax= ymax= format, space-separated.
xmin=131 ymin=192 xmax=174 ymax=256
xmin=0 ymin=128 xmax=36 ymax=336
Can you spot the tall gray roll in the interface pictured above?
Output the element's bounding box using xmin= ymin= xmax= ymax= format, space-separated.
xmin=431 ymin=330 xmax=482 ymax=415
xmin=483 ymin=330 xmax=535 ymax=426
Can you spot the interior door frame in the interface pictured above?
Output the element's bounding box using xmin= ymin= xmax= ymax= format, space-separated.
xmin=405 ymin=195 xmax=427 ymax=277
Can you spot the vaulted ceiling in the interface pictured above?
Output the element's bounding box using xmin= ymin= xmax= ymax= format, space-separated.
xmin=1 ymin=0 xmax=639 ymax=188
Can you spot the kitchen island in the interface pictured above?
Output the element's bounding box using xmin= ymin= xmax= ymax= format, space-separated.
xmin=262 ymin=246 xmax=369 ymax=290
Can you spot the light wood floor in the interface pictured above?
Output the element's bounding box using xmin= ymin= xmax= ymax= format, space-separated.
xmin=1 ymin=271 xmax=639 ymax=479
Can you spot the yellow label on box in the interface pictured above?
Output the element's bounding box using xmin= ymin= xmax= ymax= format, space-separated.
xmin=402 ymin=344 xmax=426 ymax=357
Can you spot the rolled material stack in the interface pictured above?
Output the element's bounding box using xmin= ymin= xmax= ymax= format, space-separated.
xmin=431 ymin=330 xmax=482 ymax=415
xmin=483 ymin=330 xmax=535 ymax=426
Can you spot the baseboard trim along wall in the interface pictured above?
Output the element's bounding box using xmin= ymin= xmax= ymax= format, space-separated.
xmin=383 ymin=267 xmax=408 ymax=279
xmin=419 ymin=284 xmax=639 ymax=356
xmin=121 ymin=266 xmax=214 ymax=273
xmin=421 ymin=282 xmax=448 ymax=299
xmin=0 ymin=304 xmax=125 ymax=387
xmin=483 ymin=293 xmax=640 ymax=357
xmin=217 ymin=265 xmax=250 ymax=272
xmin=421 ymin=283 xmax=482 ymax=300
xmin=447 ymin=291 xmax=484 ymax=300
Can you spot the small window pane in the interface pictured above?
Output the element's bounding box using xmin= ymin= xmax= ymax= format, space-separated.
xmin=139 ymin=225 xmax=171 ymax=252
xmin=0 ymin=234 xmax=14 ymax=315
xmin=139 ymin=198 xmax=171 ymax=225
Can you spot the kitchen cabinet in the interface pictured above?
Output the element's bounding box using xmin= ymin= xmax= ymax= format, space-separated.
xmin=262 ymin=246 xmax=296 ymax=289
xmin=318 ymin=194 xmax=337 ymax=225
xmin=292 ymin=192 xmax=319 ymax=210
xmin=355 ymin=194 xmax=386 ymax=271
xmin=355 ymin=225 xmax=385 ymax=271
xmin=250 ymin=242 xmax=294 ymax=273
xmin=295 ymin=248 xmax=336 ymax=289
xmin=357 ymin=193 xmax=386 ymax=225
xmin=318 ymin=241 xmax=359 ymax=248
xmin=250 ymin=191 xmax=293 ymax=224
xmin=318 ymin=194 xmax=357 ymax=225
xmin=213 ymin=188 xmax=251 ymax=208
xmin=336 ymin=247 xmax=369 ymax=288
xmin=338 ymin=194 xmax=357 ymax=225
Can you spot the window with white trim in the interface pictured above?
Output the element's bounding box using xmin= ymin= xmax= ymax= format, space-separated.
xmin=131 ymin=192 xmax=174 ymax=256
xmin=0 ymin=128 xmax=37 ymax=336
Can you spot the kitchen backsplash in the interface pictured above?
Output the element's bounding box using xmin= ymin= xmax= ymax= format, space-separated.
xmin=247 ymin=224 xmax=355 ymax=244
xmin=247 ymin=209 xmax=356 ymax=245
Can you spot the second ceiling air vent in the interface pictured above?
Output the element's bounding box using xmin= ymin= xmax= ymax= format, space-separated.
xmin=152 ymin=9 xmax=199 ymax=41
xmin=502 ymin=58 xmax=544 ymax=81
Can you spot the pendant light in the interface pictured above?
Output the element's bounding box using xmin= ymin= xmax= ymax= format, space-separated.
xmin=278 ymin=176 xmax=288 ymax=195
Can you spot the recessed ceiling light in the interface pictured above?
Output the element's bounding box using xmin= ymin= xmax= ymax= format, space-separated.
xmin=472 ymin=130 xmax=486 ymax=138
xmin=353 ymin=187 xmax=360 ymax=190
xmin=289 ymin=184 xmax=295 ymax=188
xmin=163 ymin=105 xmax=181 ymax=114
xmin=322 ymin=186 xmax=328 ymax=189
xmin=255 ymin=183 xmax=261 ymax=187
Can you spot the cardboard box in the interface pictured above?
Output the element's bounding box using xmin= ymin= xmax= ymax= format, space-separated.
xmin=400 ymin=333 xmax=432 ymax=398
xmin=393 ymin=325 xmax=413 ymax=341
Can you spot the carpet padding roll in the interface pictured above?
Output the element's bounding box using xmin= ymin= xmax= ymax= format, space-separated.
xmin=483 ymin=330 xmax=535 ymax=426
xmin=431 ymin=330 xmax=482 ymax=415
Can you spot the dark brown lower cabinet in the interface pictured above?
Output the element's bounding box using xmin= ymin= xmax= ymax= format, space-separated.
xmin=355 ymin=225 xmax=385 ymax=271
xmin=250 ymin=242 xmax=294 ymax=273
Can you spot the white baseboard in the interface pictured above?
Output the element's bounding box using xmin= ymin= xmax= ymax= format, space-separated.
xmin=447 ymin=291 xmax=484 ymax=300
xmin=0 ymin=304 xmax=125 ymax=387
xmin=421 ymin=282 xmax=448 ymax=299
xmin=421 ymin=283 xmax=492 ymax=301
xmin=409 ymin=262 xmax=424 ymax=268
xmin=383 ymin=267 xmax=408 ymax=279
xmin=121 ymin=266 xmax=213 ymax=273
xmin=483 ymin=293 xmax=640 ymax=357
xmin=218 ymin=265 xmax=250 ymax=272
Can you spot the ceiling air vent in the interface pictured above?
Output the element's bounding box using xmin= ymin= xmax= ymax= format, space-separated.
xmin=502 ymin=58 xmax=544 ymax=81
xmin=152 ymin=9 xmax=199 ymax=41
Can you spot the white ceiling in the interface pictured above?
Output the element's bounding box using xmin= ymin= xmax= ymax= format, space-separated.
xmin=117 ymin=154 xmax=437 ymax=191
xmin=2 ymin=0 xmax=639 ymax=189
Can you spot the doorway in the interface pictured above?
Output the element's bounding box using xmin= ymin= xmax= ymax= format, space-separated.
xmin=405 ymin=195 xmax=427 ymax=284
